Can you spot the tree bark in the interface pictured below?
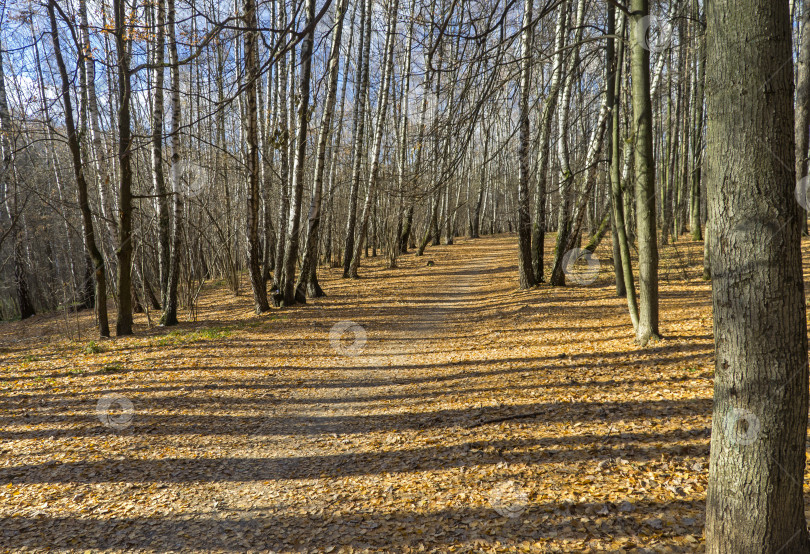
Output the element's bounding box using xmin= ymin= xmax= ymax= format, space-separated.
xmin=0 ymin=33 xmax=35 ymax=321
xmin=113 ymin=0 xmax=134 ymax=336
xmin=323 ymin=0 xmax=358 ymax=266
xmin=393 ymin=0 xmax=415 ymax=260
xmin=32 ymin=23 xmax=82 ymax=308
xmin=704 ymin=0 xmax=810 ymax=551
xmin=151 ymin=0 xmax=169 ymax=306
xmin=160 ymin=0 xmax=183 ymax=325
xmin=80 ymin=0 xmax=117 ymax=245
xmin=516 ymin=0 xmax=536 ymax=288
xmin=562 ymin=95 xmax=610 ymax=257
xmin=245 ymin=0 xmax=271 ymax=312
xmin=661 ymin=49 xmax=677 ymax=246
xmin=472 ymin=124 xmax=490 ymax=239
xmin=796 ymin=0 xmax=810 ymax=236
xmin=273 ymin=5 xmax=290 ymax=288
xmin=279 ymin=0 xmax=316 ymax=304
xmin=584 ymin=210 xmax=610 ymax=253
xmin=630 ymin=0 xmax=660 ymax=345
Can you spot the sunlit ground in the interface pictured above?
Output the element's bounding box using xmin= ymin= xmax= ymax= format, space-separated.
xmin=0 ymin=231 xmax=792 ymax=552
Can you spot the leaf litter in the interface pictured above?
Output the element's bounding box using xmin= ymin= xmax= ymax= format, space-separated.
xmin=0 ymin=233 xmax=779 ymax=553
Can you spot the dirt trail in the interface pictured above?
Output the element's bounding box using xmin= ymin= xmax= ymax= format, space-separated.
xmin=319 ymin=248 xmax=498 ymax=418
xmin=0 ymin=234 xmax=720 ymax=552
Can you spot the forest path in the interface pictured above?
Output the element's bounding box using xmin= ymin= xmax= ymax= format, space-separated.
xmin=0 ymin=234 xmax=718 ymax=552
xmin=311 ymin=244 xmax=500 ymax=422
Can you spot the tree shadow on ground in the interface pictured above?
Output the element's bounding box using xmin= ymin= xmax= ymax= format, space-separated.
xmin=2 ymin=500 xmax=706 ymax=551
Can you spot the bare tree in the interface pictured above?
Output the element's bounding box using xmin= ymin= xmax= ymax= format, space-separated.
xmin=348 ymin=0 xmax=399 ymax=278
xmin=515 ymin=0 xmax=535 ymax=289
xmin=48 ymin=0 xmax=108 ymax=336
xmin=297 ymin=0 xmax=350 ymax=297
xmin=161 ymin=0 xmax=183 ymax=324
xmin=243 ymin=0 xmax=271 ymax=312
xmin=342 ymin=0 xmax=371 ymax=277
xmin=280 ymin=0 xmax=317 ymax=305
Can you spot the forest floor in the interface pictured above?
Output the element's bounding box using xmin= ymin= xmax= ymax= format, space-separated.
xmin=0 ymin=232 xmax=784 ymax=553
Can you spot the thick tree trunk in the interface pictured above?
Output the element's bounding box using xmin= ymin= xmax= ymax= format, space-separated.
xmin=609 ymin=210 xmax=625 ymax=297
xmin=676 ymin=29 xmax=691 ymax=240
xmin=584 ymin=210 xmax=609 ymax=253
xmin=630 ymin=0 xmax=660 ymax=345
xmin=245 ymin=0 xmax=270 ymax=312
xmin=322 ymin=0 xmax=358 ymax=267
xmin=400 ymin=204 xmax=415 ymax=252
xmin=661 ymin=50 xmax=678 ymax=247
xmin=532 ymin=0 xmax=568 ymax=283
xmin=430 ymin=189 xmax=441 ymax=247
xmin=704 ymin=0 xmax=810 ymax=551
xmin=532 ymin=2 xmax=567 ymax=283
xmin=113 ymin=0 xmax=134 ymax=336
xmin=402 ymin=41 xmax=434 ymax=253
xmin=562 ymin=96 xmax=610 ymax=257
xmin=703 ymin=219 xmax=712 ymax=280
xmin=416 ymin=195 xmax=438 ymax=256
xmin=32 ymin=26 xmax=81 ymax=308
xmin=260 ymin=33 xmax=276 ymax=286
xmin=393 ymin=1 xmax=415 ymax=259
xmin=76 ymin=33 xmax=97 ymax=312
xmin=214 ymin=44 xmax=238 ymax=294
xmin=607 ymin=3 xmax=623 ymax=301
xmin=160 ymin=0 xmax=183 ymax=325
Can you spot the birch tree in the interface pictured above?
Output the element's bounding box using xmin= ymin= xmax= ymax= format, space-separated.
xmin=297 ymin=0 xmax=350 ymax=297
xmin=280 ymin=0 xmax=317 ymax=305
xmin=515 ymin=0 xmax=535 ymax=289
xmin=48 ymin=0 xmax=109 ymax=336
xmin=348 ymin=0 xmax=399 ymax=278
